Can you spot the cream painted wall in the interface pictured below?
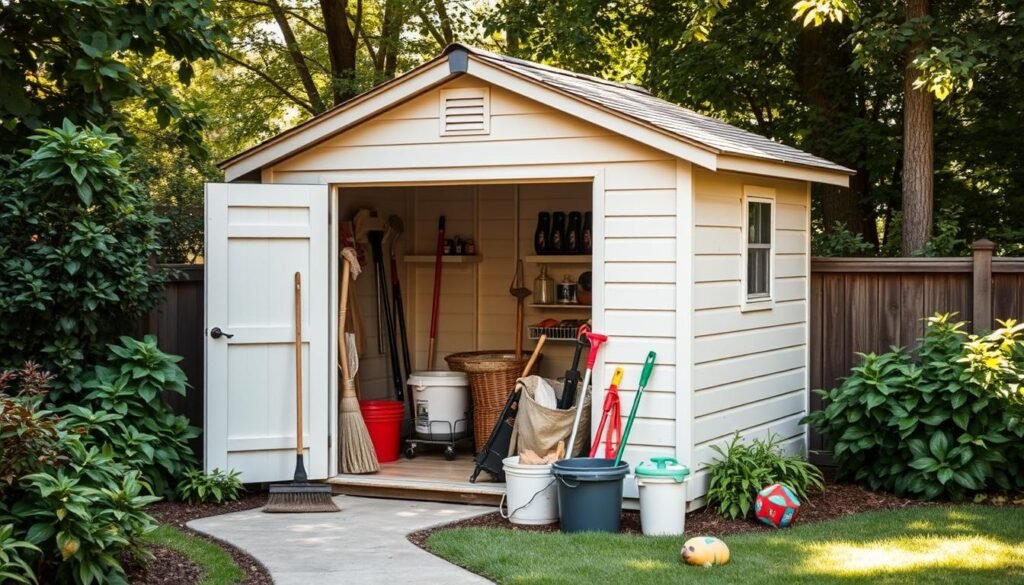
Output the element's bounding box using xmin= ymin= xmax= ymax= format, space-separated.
xmin=689 ymin=168 xmax=811 ymax=501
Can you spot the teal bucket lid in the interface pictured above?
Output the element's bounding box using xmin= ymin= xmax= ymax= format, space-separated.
xmin=634 ymin=457 xmax=690 ymax=482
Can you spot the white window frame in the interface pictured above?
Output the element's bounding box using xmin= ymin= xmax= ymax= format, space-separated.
xmin=741 ymin=186 xmax=776 ymax=312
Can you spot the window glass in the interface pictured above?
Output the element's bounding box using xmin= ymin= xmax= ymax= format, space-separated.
xmin=746 ymin=200 xmax=772 ymax=299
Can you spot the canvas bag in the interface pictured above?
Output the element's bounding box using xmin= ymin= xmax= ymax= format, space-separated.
xmin=510 ymin=375 xmax=592 ymax=458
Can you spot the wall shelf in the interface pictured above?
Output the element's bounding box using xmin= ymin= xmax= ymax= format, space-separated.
xmin=404 ymin=255 xmax=482 ymax=264
xmin=529 ymin=304 xmax=591 ymax=310
xmin=524 ymin=255 xmax=592 ymax=264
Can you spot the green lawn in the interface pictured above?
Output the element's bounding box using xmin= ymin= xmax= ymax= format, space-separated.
xmin=145 ymin=525 xmax=246 ymax=585
xmin=426 ymin=506 xmax=1024 ymax=585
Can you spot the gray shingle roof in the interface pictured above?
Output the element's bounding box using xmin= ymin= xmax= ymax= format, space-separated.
xmin=461 ymin=45 xmax=853 ymax=175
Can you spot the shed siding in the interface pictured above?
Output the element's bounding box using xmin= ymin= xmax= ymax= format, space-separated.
xmin=689 ymin=168 xmax=810 ymax=500
xmin=264 ymin=77 xmax=681 ymax=497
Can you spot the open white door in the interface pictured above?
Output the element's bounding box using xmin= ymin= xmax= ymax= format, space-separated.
xmin=204 ymin=183 xmax=330 ymax=483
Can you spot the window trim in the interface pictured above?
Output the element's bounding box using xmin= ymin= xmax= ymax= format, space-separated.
xmin=741 ymin=186 xmax=776 ymax=312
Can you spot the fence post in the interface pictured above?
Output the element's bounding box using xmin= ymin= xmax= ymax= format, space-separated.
xmin=972 ymin=239 xmax=995 ymax=331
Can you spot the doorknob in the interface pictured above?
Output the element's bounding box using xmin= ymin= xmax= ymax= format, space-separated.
xmin=210 ymin=327 xmax=234 ymax=339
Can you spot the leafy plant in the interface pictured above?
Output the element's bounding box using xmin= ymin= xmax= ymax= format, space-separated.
xmin=0 ymin=524 xmax=39 ymax=585
xmin=0 ymin=121 xmax=167 ymax=389
xmin=812 ymin=221 xmax=876 ymax=257
xmin=0 ymin=364 xmax=160 ymax=585
xmin=705 ymin=434 xmax=825 ymax=520
xmin=177 ymin=468 xmax=244 ymax=504
xmin=805 ymin=314 xmax=1024 ymax=500
xmin=61 ymin=336 xmax=199 ymax=498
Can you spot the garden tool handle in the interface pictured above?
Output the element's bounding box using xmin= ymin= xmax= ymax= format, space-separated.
xmin=584 ymin=333 xmax=608 ymax=369
xmin=522 ymin=335 xmax=546 ymax=377
xmin=638 ymin=351 xmax=656 ymax=388
xmin=610 ymin=367 xmax=624 ymax=389
xmin=294 ymin=272 xmax=303 ymax=455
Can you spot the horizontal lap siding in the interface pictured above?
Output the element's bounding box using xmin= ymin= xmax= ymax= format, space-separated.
xmin=600 ymin=162 xmax=679 ymax=499
xmin=689 ymin=169 xmax=810 ymax=501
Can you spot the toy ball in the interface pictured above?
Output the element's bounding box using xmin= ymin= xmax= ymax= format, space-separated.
xmin=755 ymin=483 xmax=801 ymax=528
xmin=681 ymin=536 xmax=730 ymax=568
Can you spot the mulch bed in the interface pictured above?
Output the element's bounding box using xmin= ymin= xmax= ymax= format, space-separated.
xmin=125 ymin=491 xmax=273 ymax=585
xmin=408 ymin=482 xmax=924 ymax=547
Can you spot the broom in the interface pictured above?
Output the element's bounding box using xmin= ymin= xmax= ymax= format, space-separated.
xmin=264 ymin=272 xmax=340 ymax=513
xmin=339 ymin=247 xmax=380 ymax=474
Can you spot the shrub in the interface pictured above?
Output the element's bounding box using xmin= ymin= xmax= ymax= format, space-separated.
xmin=177 ymin=468 xmax=244 ymax=504
xmin=805 ymin=314 xmax=1024 ymax=500
xmin=705 ymin=433 xmax=825 ymax=520
xmin=0 ymin=524 xmax=39 ymax=585
xmin=812 ymin=221 xmax=875 ymax=257
xmin=0 ymin=365 xmax=159 ymax=585
xmin=0 ymin=121 xmax=166 ymax=389
xmin=61 ymin=336 xmax=199 ymax=498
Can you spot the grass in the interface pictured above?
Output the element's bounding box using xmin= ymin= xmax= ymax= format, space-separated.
xmin=426 ymin=506 xmax=1024 ymax=584
xmin=144 ymin=525 xmax=246 ymax=585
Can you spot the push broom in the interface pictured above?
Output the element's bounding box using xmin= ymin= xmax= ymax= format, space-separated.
xmin=264 ymin=272 xmax=340 ymax=513
xmin=339 ymin=248 xmax=380 ymax=474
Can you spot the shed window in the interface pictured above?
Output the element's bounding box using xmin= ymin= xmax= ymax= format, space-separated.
xmin=745 ymin=196 xmax=773 ymax=301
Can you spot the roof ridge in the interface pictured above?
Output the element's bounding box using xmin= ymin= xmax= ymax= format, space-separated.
xmin=446 ymin=43 xmax=651 ymax=95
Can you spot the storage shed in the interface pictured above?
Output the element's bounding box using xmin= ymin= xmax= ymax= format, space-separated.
xmin=205 ymin=44 xmax=852 ymax=507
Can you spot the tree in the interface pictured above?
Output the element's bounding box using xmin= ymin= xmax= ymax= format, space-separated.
xmin=0 ymin=0 xmax=224 ymax=154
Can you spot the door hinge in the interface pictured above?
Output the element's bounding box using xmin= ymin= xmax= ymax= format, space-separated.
xmin=327 ymin=434 xmax=332 ymax=447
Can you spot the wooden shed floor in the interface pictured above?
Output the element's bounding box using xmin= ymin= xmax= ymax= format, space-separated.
xmin=328 ymin=453 xmax=504 ymax=506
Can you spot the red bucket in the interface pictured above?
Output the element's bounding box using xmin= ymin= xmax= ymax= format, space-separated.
xmin=359 ymin=400 xmax=404 ymax=463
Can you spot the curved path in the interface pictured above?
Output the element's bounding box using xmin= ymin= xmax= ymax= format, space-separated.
xmin=188 ymin=495 xmax=492 ymax=584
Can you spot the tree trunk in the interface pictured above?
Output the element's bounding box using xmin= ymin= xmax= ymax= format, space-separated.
xmin=900 ymin=0 xmax=934 ymax=255
xmin=267 ymin=0 xmax=326 ymax=114
xmin=319 ymin=0 xmax=358 ymax=105
xmin=380 ymin=0 xmax=403 ymax=80
xmin=434 ymin=0 xmax=454 ymax=45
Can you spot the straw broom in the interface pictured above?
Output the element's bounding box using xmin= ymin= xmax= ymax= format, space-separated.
xmin=340 ymin=247 xmax=380 ymax=474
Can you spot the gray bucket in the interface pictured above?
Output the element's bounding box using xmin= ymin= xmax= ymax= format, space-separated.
xmin=551 ymin=457 xmax=629 ymax=533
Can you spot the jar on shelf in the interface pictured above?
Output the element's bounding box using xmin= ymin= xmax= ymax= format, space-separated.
xmin=551 ymin=212 xmax=567 ymax=253
xmin=557 ymin=274 xmax=577 ymax=304
xmin=582 ymin=211 xmax=593 ymax=254
xmin=566 ymin=211 xmax=583 ymax=253
xmin=534 ymin=212 xmax=551 ymax=254
xmin=533 ymin=264 xmax=555 ymax=305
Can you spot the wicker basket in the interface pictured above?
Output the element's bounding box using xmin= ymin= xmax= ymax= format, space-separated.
xmin=445 ymin=350 xmax=542 ymax=452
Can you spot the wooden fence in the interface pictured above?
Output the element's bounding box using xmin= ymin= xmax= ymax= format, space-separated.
xmin=135 ymin=264 xmax=204 ymax=455
xmin=808 ymin=240 xmax=1024 ymax=464
xmin=143 ymin=241 xmax=1024 ymax=466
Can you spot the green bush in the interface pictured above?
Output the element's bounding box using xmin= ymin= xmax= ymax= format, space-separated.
xmin=0 ymin=121 xmax=166 ymax=389
xmin=61 ymin=336 xmax=199 ymax=498
xmin=0 ymin=524 xmax=39 ymax=585
xmin=805 ymin=314 xmax=1024 ymax=500
xmin=705 ymin=433 xmax=825 ymax=520
xmin=0 ymin=364 xmax=159 ymax=585
xmin=177 ymin=468 xmax=244 ymax=504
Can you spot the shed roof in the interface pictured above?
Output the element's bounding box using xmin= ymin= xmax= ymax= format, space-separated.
xmin=220 ymin=44 xmax=853 ymax=182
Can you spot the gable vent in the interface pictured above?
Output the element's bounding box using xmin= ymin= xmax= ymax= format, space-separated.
xmin=439 ymin=88 xmax=490 ymax=136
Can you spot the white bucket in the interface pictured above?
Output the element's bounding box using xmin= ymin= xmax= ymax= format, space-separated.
xmin=408 ymin=371 xmax=470 ymax=441
xmin=636 ymin=476 xmax=688 ymax=536
xmin=501 ymin=456 xmax=558 ymax=525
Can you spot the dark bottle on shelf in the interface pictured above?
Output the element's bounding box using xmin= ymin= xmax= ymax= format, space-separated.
xmin=551 ymin=211 xmax=567 ymax=253
xmin=566 ymin=211 xmax=583 ymax=253
xmin=582 ymin=211 xmax=593 ymax=254
xmin=534 ymin=212 xmax=551 ymax=254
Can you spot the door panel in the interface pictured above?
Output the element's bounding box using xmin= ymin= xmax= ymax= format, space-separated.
xmin=205 ymin=183 xmax=329 ymax=483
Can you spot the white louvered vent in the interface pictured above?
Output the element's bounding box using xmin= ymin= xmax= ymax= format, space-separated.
xmin=439 ymin=88 xmax=490 ymax=136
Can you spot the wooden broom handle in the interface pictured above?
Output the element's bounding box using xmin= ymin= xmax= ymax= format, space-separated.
xmin=294 ymin=272 xmax=303 ymax=455
xmin=338 ymin=259 xmax=351 ymax=381
xmin=521 ymin=335 xmax=546 ymax=377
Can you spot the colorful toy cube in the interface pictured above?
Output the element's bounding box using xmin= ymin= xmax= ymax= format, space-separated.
xmin=754 ymin=483 xmax=800 ymax=528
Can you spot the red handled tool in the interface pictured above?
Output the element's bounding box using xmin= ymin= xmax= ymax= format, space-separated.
xmin=590 ymin=366 xmax=623 ymax=458
xmin=565 ymin=331 xmax=608 ymax=458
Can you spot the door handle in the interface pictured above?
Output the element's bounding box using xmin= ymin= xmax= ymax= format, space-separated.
xmin=210 ymin=327 xmax=234 ymax=339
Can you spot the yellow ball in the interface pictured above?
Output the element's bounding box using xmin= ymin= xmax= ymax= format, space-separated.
xmin=681 ymin=536 xmax=730 ymax=568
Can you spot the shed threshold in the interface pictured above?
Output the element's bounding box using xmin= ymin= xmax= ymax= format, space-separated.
xmin=327 ymin=457 xmax=504 ymax=506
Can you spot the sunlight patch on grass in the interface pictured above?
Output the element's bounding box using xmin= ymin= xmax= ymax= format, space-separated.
xmin=799 ymin=535 xmax=1024 ymax=577
xmin=625 ymin=558 xmax=673 ymax=571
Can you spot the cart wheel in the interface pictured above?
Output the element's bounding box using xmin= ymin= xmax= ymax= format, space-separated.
xmin=444 ymin=446 xmax=457 ymax=461
xmin=404 ymin=446 xmax=417 ymax=459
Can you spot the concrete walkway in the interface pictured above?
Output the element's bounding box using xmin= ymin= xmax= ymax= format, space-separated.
xmin=188 ymin=495 xmax=492 ymax=584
